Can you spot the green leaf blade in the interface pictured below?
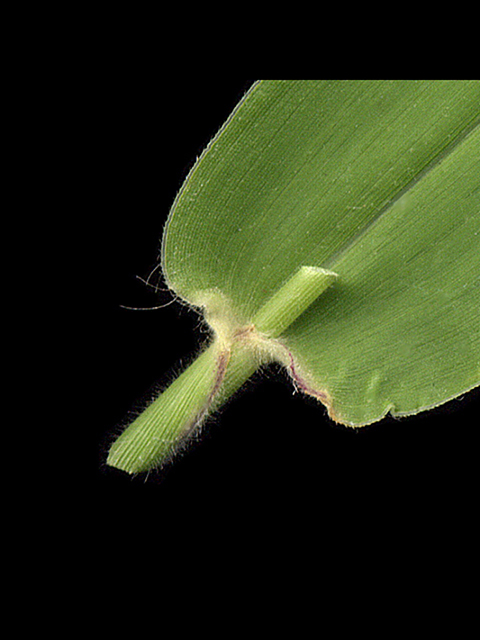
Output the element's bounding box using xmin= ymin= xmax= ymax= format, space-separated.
xmin=161 ymin=80 xmax=480 ymax=426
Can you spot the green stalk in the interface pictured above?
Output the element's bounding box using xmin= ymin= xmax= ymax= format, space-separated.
xmin=252 ymin=267 xmax=337 ymax=337
xmin=107 ymin=266 xmax=337 ymax=474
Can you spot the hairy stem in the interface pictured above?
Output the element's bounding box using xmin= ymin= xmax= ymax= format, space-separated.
xmin=107 ymin=266 xmax=337 ymax=474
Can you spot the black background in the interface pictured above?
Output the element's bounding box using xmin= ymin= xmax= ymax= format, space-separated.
xmin=87 ymin=76 xmax=478 ymax=554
